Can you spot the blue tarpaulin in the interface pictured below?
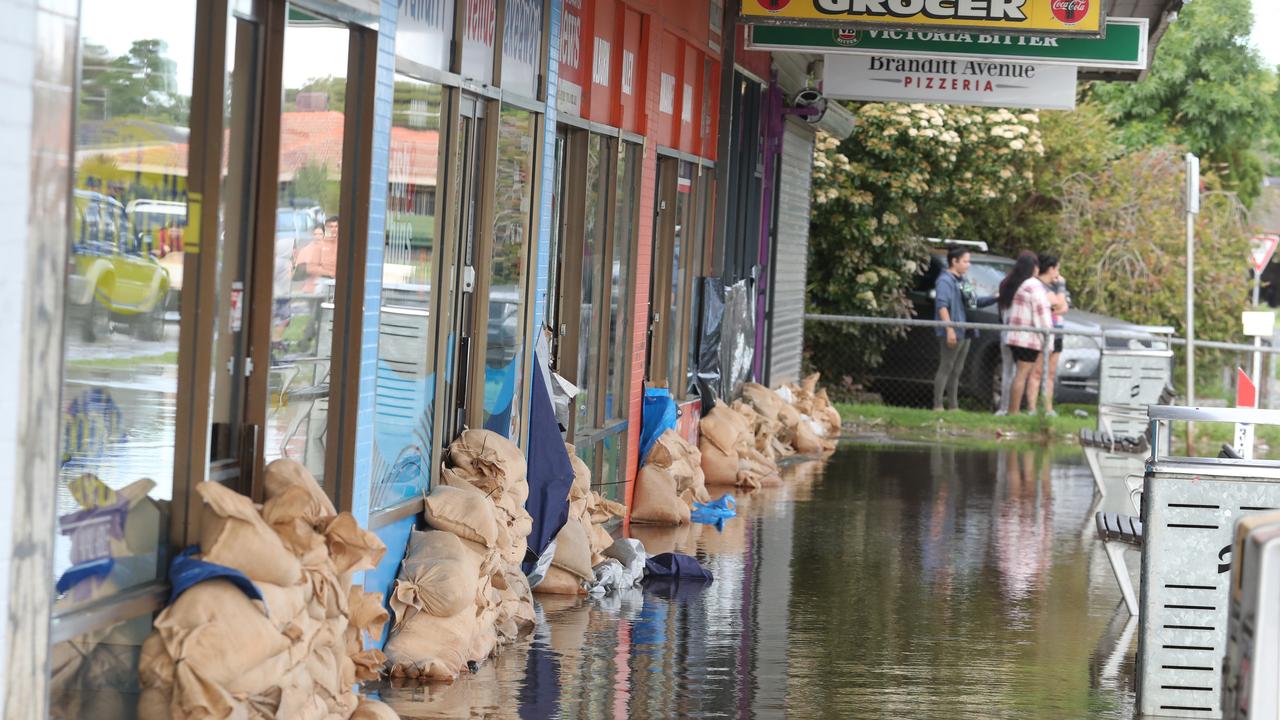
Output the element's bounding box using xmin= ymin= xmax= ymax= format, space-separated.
xmin=522 ymin=351 xmax=576 ymax=574
xmin=639 ymin=388 xmax=679 ymax=465
xmin=168 ymin=546 xmax=265 ymax=609
xmin=643 ymin=552 xmax=714 ymax=583
xmin=690 ymin=494 xmax=737 ymax=529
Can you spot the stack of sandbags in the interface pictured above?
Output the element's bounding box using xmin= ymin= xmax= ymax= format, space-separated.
xmin=698 ymin=401 xmax=782 ymax=490
xmin=781 ymin=373 xmax=840 ymax=453
xmin=647 ymin=430 xmax=709 ymax=506
xmin=385 ymin=430 xmax=535 ymax=682
xmin=535 ymin=444 xmax=625 ymax=594
xmin=138 ymin=460 xmax=388 ymax=720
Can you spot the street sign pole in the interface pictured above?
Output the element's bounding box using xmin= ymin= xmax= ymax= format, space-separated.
xmin=1248 ymin=234 xmax=1280 ymax=403
xmin=1186 ymin=153 xmax=1200 ymax=453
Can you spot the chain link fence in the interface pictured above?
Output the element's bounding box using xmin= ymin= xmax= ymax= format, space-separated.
xmin=803 ymin=314 xmax=1280 ymax=412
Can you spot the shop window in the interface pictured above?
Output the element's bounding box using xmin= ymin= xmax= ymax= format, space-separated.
xmin=55 ymin=0 xmax=196 ymax=617
xmin=482 ymin=103 xmax=537 ymax=439
xmin=574 ymin=134 xmax=610 ymax=431
xmin=370 ymin=76 xmax=449 ymax=511
xmin=605 ymin=142 xmax=640 ymax=425
xmin=263 ymin=8 xmax=351 ymax=484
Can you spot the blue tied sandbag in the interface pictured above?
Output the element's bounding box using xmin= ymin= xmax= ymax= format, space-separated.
xmin=639 ymin=388 xmax=679 ymax=465
xmin=643 ymin=552 xmax=714 ymax=583
xmin=168 ymin=546 xmax=265 ymax=610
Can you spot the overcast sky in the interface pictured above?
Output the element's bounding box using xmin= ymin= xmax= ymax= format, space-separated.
xmin=1252 ymin=0 xmax=1280 ymax=69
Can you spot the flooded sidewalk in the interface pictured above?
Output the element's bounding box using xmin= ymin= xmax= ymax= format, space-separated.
xmin=376 ymin=441 xmax=1135 ymax=719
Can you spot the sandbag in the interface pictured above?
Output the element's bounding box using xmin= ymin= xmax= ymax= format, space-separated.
xmin=325 ymin=513 xmax=387 ymax=575
xmin=698 ymin=410 xmax=740 ymax=455
xmin=630 ymin=466 xmax=692 ymax=525
xmin=792 ymin=421 xmax=825 ymax=455
xmin=448 ymin=429 xmax=527 ymax=492
xmin=195 ymin=482 xmax=302 ymax=587
xmin=741 ymin=383 xmax=785 ymax=421
xmin=394 ymin=532 xmax=482 ymax=624
xmin=533 ymin=565 xmax=586 ymax=595
xmin=699 ymin=440 xmax=739 ymax=487
xmin=263 ymin=458 xmax=336 ymax=520
xmin=550 ymin=519 xmax=594 ymax=581
xmin=384 ymin=608 xmax=480 ymax=681
xmin=801 ymin=372 xmax=820 ymax=396
xmin=424 ymin=483 xmax=501 ymax=548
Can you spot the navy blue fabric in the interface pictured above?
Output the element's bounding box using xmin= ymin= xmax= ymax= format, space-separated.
xmin=643 ymin=552 xmax=714 ymax=582
xmin=639 ymin=388 xmax=679 ymax=465
xmin=55 ymin=557 xmax=114 ymax=595
xmin=523 ymin=351 xmax=575 ymax=574
xmin=168 ymin=546 xmax=265 ymax=608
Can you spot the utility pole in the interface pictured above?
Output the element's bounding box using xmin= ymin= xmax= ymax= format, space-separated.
xmin=1185 ymin=153 xmax=1199 ymax=454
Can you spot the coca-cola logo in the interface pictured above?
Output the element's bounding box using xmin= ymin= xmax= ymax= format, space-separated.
xmin=757 ymin=0 xmax=791 ymax=12
xmin=1051 ymin=0 xmax=1088 ymax=25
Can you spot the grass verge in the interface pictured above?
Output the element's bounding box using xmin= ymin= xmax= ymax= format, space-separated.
xmin=834 ymin=401 xmax=1094 ymax=443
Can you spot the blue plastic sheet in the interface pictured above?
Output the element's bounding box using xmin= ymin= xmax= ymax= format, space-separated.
xmin=643 ymin=552 xmax=714 ymax=582
xmin=168 ymin=546 xmax=265 ymax=609
xmin=639 ymin=388 xmax=679 ymax=465
xmin=690 ymin=494 xmax=737 ymax=529
xmin=55 ymin=557 xmax=114 ymax=595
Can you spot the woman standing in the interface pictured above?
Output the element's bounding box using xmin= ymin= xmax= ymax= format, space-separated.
xmin=1003 ymin=254 xmax=1055 ymax=414
xmin=995 ymin=252 xmax=1038 ymax=415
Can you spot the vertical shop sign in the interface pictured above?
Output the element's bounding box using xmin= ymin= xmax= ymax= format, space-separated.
xmin=619 ymin=8 xmax=643 ymax=132
xmin=588 ymin=0 xmax=616 ymax=123
xmin=502 ymin=0 xmax=543 ymax=98
xmin=593 ymin=38 xmax=611 ymax=87
xmin=397 ymin=0 xmax=455 ymax=71
xmin=461 ymin=0 xmax=496 ymax=85
xmin=659 ymin=73 xmax=676 ymax=114
xmin=559 ymin=0 xmax=585 ymax=114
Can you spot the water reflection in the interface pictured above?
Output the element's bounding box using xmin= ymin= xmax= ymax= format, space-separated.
xmin=376 ymin=446 xmax=1134 ymax=719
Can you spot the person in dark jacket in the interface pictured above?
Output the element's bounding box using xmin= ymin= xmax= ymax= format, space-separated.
xmin=933 ymin=247 xmax=997 ymax=411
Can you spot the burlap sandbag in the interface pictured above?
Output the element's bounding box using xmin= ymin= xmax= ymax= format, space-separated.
xmin=631 ymin=465 xmax=692 ymax=525
xmin=424 ymin=483 xmax=501 ymax=548
xmin=385 ymin=608 xmax=481 ymax=681
xmin=534 ymin=564 xmax=587 ymax=595
xmin=263 ymin=458 xmax=336 ymax=519
xmin=152 ymin=580 xmax=293 ymax=697
xmin=322 ymin=513 xmax=387 ymax=576
xmin=550 ymin=518 xmax=594 ymax=581
xmin=741 ymin=383 xmax=785 ymax=421
xmin=393 ymin=531 xmax=481 ymax=624
xmin=699 ymin=440 xmax=740 ymax=486
xmin=698 ymin=410 xmax=740 ymax=455
xmin=792 ymin=421 xmax=825 ymax=455
xmin=195 ymin=482 xmax=302 ymax=587
xmin=448 ymin=429 xmax=527 ymax=492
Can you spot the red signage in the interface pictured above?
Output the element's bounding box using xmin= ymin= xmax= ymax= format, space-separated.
xmin=1050 ymin=0 xmax=1090 ymax=25
xmin=1249 ymin=233 xmax=1280 ymax=273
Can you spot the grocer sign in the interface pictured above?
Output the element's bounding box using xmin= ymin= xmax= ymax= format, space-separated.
xmin=743 ymin=0 xmax=1104 ymax=37
xmin=822 ymin=53 xmax=1077 ymax=109
xmin=747 ymin=16 xmax=1146 ymax=69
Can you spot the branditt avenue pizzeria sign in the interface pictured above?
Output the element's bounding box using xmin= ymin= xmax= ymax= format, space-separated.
xmin=743 ymin=0 xmax=1103 ymax=37
xmin=822 ymin=54 xmax=1078 ymax=109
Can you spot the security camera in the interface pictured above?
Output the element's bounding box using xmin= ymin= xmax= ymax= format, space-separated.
xmin=791 ymin=88 xmax=827 ymax=124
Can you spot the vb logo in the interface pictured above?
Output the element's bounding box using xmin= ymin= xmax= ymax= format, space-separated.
xmin=758 ymin=0 xmax=791 ymax=11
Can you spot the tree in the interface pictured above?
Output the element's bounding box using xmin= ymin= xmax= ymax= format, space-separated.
xmin=1089 ymin=0 xmax=1272 ymax=206
xmin=806 ymin=103 xmax=1044 ymax=388
xmin=79 ymin=39 xmax=187 ymax=124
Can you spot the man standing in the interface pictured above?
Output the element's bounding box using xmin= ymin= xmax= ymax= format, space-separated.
xmin=933 ymin=246 xmax=996 ymax=411
xmin=295 ymin=215 xmax=340 ymax=293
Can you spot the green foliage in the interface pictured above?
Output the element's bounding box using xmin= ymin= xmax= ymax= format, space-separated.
xmin=807 ymin=103 xmax=1044 ymax=380
xmin=290 ymin=160 xmax=341 ymax=216
xmin=1048 ymin=146 xmax=1250 ymax=342
xmin=79 ymin=40 xmax=188 ymax=124
xmin=1089 ymin=0 xmax=1274 ymax=206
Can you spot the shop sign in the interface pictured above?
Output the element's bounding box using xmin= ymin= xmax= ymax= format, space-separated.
xmin=593 ymin=38 xmax=611 ymax=87
xmin=749 ymin=15 xmax=1145 ymax=69
xmin=461 ymin=0 xmax=496 ymax=85
xmin=621 ymin=49 xmax=636 ymax=95
xmin=397 ymin=0 xmax=455 ymax=71
xmin=502 ymin=0 xmax=542 ymax=97
xmin=558 ymin=0 xmax=585 ymax=113
xmin=822 ymin=53 xmax=1077 ymax=109
xmin=742 ymin=0 xmax=1104 ymax=37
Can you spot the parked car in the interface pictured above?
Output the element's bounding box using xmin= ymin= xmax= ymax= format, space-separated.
xmin=68 ymin=191 xmax=172 ymax=342
xmin=873 ymin=249 xmax=1168 ymax=408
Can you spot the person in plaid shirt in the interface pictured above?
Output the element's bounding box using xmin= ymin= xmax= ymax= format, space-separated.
xmin=1003 ymin=256 xmax=1054 ymax=414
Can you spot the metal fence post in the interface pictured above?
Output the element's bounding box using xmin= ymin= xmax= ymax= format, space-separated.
xmin=1041 ymin=328 xmax=1053 ymax=411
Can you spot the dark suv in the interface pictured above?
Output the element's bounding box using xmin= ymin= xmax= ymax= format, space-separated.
xmin=873 ymin=250 xmax=1164 ymax=408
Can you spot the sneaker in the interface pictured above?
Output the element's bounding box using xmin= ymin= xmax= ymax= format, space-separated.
xmin=993 ymin=409 xmax=1008 ymax=417
xmin=1044 ymin=409 xmax=1058 ymax=417
xmin=932 ymin=406 xmax=945 ymax=412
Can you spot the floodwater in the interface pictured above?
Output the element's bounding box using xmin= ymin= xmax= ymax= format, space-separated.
xmin=378 ymin=441 xmax=1137 ymax=719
